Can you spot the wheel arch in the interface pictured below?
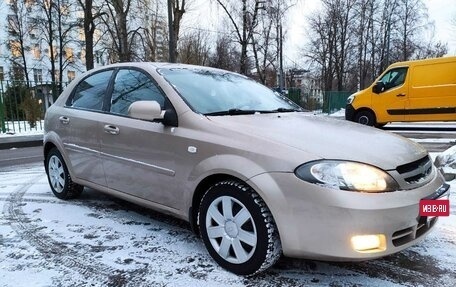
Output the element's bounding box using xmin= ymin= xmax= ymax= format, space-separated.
xmin=189 ymin=173 xmax=241 ymax=235
xmin=354 ymin=108 xmax=377 ymax=126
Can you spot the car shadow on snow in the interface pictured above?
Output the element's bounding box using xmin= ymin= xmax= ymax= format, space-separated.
xmin=70 ymin=188 xmax=451 ymax=287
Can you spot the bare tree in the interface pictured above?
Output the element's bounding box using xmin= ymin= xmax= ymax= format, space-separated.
xmin=102 ymin=0 xmax=132 ymax=62
xmin=215 ymin=0 xmax=263 ymax=75
xmin=178 ymin=30 xmax=210 ymax=65
xmin=209 ymin=35 xmax=240 ymax=72
xmin=6 ymin=0 xmax=35 ymax=84
xmin=170 ymin=0 xmax=186 ymax=61
xmin=76 ymin=0 xmax=106 ymax=70
xmin=251 ymin=0 xmax=294 ymax=85
xmin=304 ymin=0 xmax=444 ymax=93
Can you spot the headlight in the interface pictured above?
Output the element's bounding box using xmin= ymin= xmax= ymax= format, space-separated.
xmin=294 ymin=160 xmax=399 ymax=192
xmin=347 ymin=95 xmax=355 ymax=105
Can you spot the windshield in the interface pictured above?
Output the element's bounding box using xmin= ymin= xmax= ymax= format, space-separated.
xmin=158 ymin=68 xmax=301 ymax=115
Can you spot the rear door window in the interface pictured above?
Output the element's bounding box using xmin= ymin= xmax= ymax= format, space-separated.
xmin=67 ymin=70 xmax=114 ymax=111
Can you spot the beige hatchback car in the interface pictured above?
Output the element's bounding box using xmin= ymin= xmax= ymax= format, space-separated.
xmin=44 ymin=62 xmax=449 ymax=275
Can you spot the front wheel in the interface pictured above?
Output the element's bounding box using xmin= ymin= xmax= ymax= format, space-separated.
xmin=45 ymin=148 xmax=83 ymax=200
xmin=354 ymin=110 xmax=376 ymax=126
xmin=198 ymin=180 xmax=282 ymax=275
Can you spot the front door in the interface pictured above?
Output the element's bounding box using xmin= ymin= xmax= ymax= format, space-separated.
xmin=372 ymin=67 xmax=409 ymax=123
xmin=99 ymin=68 xmax=184 ymax=209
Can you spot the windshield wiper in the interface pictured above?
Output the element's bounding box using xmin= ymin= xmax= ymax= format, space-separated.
xmin=261 ymin=107 xmax=303 ymax=113
xmin=204 ymin=109 xmax=259 ymax=116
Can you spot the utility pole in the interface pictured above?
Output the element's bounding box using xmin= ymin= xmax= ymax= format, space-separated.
xmin=279 ymin=23 xmax=284 ymax=92
xmin=167 ymin=0 xmax=176 ymax=63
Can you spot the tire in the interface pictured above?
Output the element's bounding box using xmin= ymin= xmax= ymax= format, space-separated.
xmin=45 ymin=148 xmax=83 ymax=200
xmin=354 ymin=110 xmax=376 ymax=126
xmin=198 ymin=180 xmax=282 ymax=275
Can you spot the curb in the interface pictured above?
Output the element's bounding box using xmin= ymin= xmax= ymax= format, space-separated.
xmin=0 ymin=135 xmax=43 ymax=150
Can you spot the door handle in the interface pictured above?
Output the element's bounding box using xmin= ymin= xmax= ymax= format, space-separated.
xmin=396 ymin=93 xmax=406 ymax=97
xmin=104 ymin=125 xmax=119 ymax=135
xmin=59 ymin=116 xmax=70 ymax=125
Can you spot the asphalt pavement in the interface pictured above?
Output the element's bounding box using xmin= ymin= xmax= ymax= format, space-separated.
xmin=0 ymin=146 xmax=43 ymax=168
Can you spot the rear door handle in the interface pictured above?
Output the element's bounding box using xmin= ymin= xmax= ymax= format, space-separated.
xmin=396 ymin=93 xmax=406 ymax=97
xmin=59 ymin=116 xmax=70 ymax=125
xmin=104 ymin=125 xmax=119 ymax=135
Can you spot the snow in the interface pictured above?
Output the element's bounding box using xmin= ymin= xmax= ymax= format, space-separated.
xmin=0 ymin=121 xmax=44 ymax=138
xmin=1 ymin=153 xmax=455 ymax=286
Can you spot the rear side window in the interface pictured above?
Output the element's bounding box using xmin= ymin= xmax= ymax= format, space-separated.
xmin=67 ymin=70 xmax=113 ymax=111
xmin=110 ymin=69 xmax=165 ymax=116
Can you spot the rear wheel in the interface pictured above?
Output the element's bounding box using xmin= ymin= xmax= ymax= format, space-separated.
xmin=198 ymin=180 xmax=281 ymax=275
xmin=45 ymin=148 xmax=83 ymax=199
xmin=354 ymin=110 xmax=376 ymax=126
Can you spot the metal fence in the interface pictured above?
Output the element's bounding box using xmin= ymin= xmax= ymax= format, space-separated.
xmin=0 ymin=80 xmax=67 ymax=134
xmin=285 ymin=89 xmax=351 ymax=114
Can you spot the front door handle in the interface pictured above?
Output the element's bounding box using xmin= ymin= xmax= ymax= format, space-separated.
xmin=104 ymin=125 xmax=120 ymax=135
xmin=59 ymin=116 xmax=70 ymax=125
xmin=396 ymin=93 xmax=406 ymax=97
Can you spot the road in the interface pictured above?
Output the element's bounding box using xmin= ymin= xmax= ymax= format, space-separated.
xmin=0 ymin=146 xmax=43 ymax=168
xmin=384 ymin=123 xmax=456 ymax=152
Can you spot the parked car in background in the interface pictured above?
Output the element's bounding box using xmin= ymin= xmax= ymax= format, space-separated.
xmin=44 ymin=63 xmax=449 ymax=275
xmin=346 ymin=56 xmax=456 ymax=126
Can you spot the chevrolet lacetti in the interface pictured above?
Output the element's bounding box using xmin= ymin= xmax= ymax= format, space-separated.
xmin=44 ymin=62 xmax=450 ymax=275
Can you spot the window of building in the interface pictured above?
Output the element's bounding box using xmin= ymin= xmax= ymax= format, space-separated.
xmin=32 ymin=44 xmax=41 ymax=59
xmin=12 ymin=64 xmax=24 ymax=81
xmin=34 ymin=69 xmax=43 ymax=82
xmin=78 ymin=28 xmax=85 ymax=41
xmin=10 ymin=40 xmax=21 ymax=57
xmin=65 ymin=47 xmax=74 ymax=63
xmin=81 ymin=49 xmax=86 ymax=65
xmin=67 ymin=70 xmax=113 ymax=111
xmin=0 ymin=67 xmax=4 ymax=81
xmin=48 ymin=46 xmax=58 ymax=59
xmin=110 ymin=69 xmax=165 ymax=116
xmin=56 ymin=70 xmax=61 ymax=82
xmin=67 ymin=70 xmax=75 ymax=82
xmin=7 ymin=15 xmax=19 ymax=35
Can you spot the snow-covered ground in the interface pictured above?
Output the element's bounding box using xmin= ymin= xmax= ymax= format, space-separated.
xmin=0 ymin=160 xmax=455 ymax=287
xmin=0 ymin=121 xmax=44 ymax=138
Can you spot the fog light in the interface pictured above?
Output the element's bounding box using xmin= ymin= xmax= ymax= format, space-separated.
xmin=351 ymin=234 xmax=386 ymax=253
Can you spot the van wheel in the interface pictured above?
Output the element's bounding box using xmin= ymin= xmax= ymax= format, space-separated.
xmin=355 ymin=110 xmax=376 ymax=126
xmin=198 ymin=180 xmax=282 ymax=275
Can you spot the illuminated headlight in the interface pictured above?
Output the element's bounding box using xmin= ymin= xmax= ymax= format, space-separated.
xmin=294 ymin=160 xmax=399 ymax=192
xmin=347 ymin=95 xmax=355 ymax=105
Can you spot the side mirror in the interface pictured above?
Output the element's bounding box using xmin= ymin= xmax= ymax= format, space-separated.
xmin=372 ymin=82 xmax=385 ymax=94
xmin=128 ymin=100 xmax=178 ymax=127
xmin=128 ymin=101 xmax=163 ymax=121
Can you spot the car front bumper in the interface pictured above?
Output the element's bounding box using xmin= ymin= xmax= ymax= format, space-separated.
xmin=247 ymin=168 xmax=449 ymax=261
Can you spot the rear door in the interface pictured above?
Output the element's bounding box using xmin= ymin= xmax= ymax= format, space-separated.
xmin=58 ymin=69 xmax=114 ymax=186
xmin=372 ymin=67 xmax=408 ymax=123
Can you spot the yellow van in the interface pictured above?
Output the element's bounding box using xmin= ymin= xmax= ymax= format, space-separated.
xmin=346 ymin=56 xmax=456 ymax=126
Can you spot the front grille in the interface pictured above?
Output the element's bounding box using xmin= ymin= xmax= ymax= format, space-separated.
xmin=395 ymin=155 xmax=432 ymax=185
xmin=392 ymin=216 xmax=437 ymax=247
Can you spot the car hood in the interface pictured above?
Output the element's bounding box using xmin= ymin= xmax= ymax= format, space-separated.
xmin=206 ymin=113 xmax=427 ymax=170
